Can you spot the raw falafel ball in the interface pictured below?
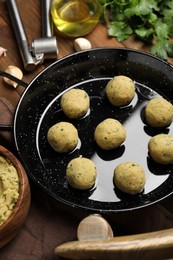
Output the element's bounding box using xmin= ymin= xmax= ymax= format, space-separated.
xmin=60 ymin=88 xmax=90 ymax=119
xmin=114 ymin=162 xmax=146 ymax=195
xmin=106 ymin=75 xmax=135 ymax=106
xmin=148 ymin=134 xmax=173 ymax=164
xmin=47 ymin=122 xmax=78 ymax=153
xmin=94 ymin=118 xmax=126 ymax=150
xmin=145 ymin=97 xmax=173 ymax=128
xmin=66 ymin=157 xmax=97 ymax=190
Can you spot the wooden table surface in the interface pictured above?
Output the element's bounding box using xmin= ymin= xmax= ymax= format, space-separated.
xmin=1 ymin=0 xmax=173 ymax=259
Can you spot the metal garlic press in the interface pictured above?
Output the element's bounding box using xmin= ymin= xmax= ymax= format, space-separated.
xmin=6 ymin=0 xmax=58 ymax=71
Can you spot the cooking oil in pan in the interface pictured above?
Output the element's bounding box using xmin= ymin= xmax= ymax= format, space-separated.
xmin=51 ymin=0 xmax=102 ymax=37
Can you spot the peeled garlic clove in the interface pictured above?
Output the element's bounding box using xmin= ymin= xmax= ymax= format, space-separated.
xmin=3 ymin=65 xmax=23 ymax=88
xmin=74 ymin=38 xmax=92 ymax=52
xmin=0 ymin=47 xmax=7 ymax=58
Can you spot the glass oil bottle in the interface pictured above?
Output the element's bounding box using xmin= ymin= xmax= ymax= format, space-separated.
xmin=51 ymin=0 xmax=102 ymax=38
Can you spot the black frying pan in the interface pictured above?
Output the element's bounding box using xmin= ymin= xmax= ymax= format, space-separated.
xmin=1 ymin=48 xmax=173 ymax=212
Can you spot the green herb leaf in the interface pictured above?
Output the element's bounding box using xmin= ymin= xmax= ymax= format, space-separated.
xmin=108 ymin=21 xmax=133 ymax=41
xmin=98 ymin=0 xmax=173 ymax=60
xmin=135 ymin=27 xmax=154 ymax=42
xmin=154 ymin=20 xmax=170 ymax=39
xmin=151 ymin=39 xmax=173 ymax=60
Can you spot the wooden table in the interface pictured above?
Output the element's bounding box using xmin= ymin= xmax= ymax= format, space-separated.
xmin=1 ymin=0 xmax=173 ymax=259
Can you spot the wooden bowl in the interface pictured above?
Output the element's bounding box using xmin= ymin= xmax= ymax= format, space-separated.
xmin=0 ymin=145 xmax=31 ymax=248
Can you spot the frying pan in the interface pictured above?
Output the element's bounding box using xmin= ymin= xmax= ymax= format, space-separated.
xmin=1 ymin=47 xmax=173 ymax=213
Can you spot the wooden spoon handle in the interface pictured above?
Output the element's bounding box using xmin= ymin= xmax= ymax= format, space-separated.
xmin=55 ymin=227 xmax=173 ymax=259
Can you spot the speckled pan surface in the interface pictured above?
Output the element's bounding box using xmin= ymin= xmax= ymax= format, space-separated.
xmin=13 ymin=48 xmax=173 ymax=212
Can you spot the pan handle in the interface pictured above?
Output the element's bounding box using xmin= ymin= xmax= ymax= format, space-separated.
xmin=0 ymin=124 xmax=13 ymax=131
xmin=0 ymin=70 xmax=28 ymax=88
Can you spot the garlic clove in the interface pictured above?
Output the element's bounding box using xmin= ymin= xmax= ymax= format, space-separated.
xmin=3 ymin=65 xmax=23 ymax=88
xmin=0 ymin=47 xmax=7 ymax=58
xmin=74 ymin=38 xmax=92 ymax=52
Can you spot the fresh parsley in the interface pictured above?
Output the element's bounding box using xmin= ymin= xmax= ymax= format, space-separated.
xmin=98 ymin=0 xmax=173 ymax=60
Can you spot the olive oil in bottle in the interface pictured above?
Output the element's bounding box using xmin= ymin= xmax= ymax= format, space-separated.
xmin=51 ymin=0 xmax=102 ymax=37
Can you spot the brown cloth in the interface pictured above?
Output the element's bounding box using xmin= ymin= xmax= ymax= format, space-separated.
xmin=1 ymin=97 xmax=173 ymax=259
xmin=0 ymin=98 xmax=15 ymax=149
